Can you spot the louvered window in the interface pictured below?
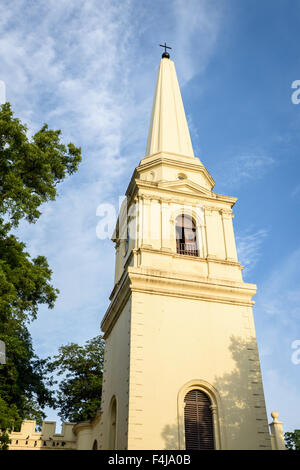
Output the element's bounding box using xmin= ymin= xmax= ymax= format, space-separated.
xmin=176 ymin=215 xmax=198 ymax=256
xmin=184 ymin=389 xmax=214 ymax=450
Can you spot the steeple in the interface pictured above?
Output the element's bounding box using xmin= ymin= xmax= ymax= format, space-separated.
xmin=99 ymin=50 xmax=275 ymax=452
xmin=145 ymin=56 xmax=195 ymax=159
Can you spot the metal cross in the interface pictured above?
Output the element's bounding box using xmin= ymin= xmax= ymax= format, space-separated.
xmin=159 ymin=42 xmax=172 ymax=54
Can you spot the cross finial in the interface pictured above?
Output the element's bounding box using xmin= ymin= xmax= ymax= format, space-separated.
xmin=159 ymin=42 xmax=172 ymax=59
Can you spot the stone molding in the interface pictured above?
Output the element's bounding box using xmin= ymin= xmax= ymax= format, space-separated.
xmin=101 ymin=265 xmax=257 ymax=337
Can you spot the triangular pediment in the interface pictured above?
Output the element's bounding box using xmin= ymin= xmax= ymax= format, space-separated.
xmin=158 ymin=179 xmax=213 ymax=197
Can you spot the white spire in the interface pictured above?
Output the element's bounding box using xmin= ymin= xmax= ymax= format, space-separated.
xmin=145 ymin=57 xmax=195 ymax=158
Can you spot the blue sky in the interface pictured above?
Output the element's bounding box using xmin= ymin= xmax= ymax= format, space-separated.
xmin=0 ymin=0 xmax=299 ymax=434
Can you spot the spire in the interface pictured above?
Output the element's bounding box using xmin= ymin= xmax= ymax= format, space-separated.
xmin=145 ymin=56 xmax=195 ymax=159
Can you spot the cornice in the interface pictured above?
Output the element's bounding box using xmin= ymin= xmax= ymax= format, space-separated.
xmin=101 ymin=264 xmax=256 ymax=337
xmin=136 ymin=154 xmax=215 ymax=188
xmin=101 ymin=270 xmax=131 ymax=337
xmin=204 ymin=205 xmax=234 ymax=214
xmin=132 ymin=179 xmax=237 ymax=207
xmin=128 ymin=267 xmax=256 ymax=305
xmin=139 ymin=150 xmax=200 ymax=164
xmin=135 ymin=246 xmax=242 ymax=268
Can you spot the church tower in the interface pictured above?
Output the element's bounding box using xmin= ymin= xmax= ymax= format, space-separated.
xmin=99 ymin=50 xmax=272 ymax=450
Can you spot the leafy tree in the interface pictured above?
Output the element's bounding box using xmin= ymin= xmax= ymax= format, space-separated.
xmin=0 ymin=102 xmax=82 ymax=449
xmin=0 ymin=398 xmax=21 ymax=450
xmin=47 ymin=336 xmax=104 ymax=423
xmin=285 ymin=430 xmax=300 ymax=451
xmin=0 ymin=102 xmax=81 ymax=227
xmin=0 ymin=223 xmax=57 ymax=324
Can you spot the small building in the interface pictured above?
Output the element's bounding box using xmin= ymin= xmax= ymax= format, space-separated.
xmin=8 ymin=411 xmax=101 ymax=451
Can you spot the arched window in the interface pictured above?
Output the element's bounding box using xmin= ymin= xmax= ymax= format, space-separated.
xmin=176 ymin=214 xmax=198 ymax=256
xmin=184 ymin=389 xmax=214 ymax=450
xmin=92 ymin=439 xmax=98 ymax=450
xmin=109 ymin=397 xmax=117 ymax=450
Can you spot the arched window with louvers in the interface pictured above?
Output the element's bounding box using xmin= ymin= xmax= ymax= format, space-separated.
xmin=184 ymin=389 xmax=215 ymax=450
xmin=175 ymin=214 xmax=198 ymax=257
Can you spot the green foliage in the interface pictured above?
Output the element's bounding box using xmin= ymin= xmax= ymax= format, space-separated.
xmin=0 ymin=222 xmax=58 ymax=323
xmin=0 ymin=431 xmax=11 ymax=451
xmin=0 ymin=102 xmax=82 ymax=449
xmin=0 ymin=319 xmax=55 ymax=425
xmin=0 ymin=102 xmax=81 ymax=227
xmin=48 ymin=336 xmax=105 ymax=423
xmin=0 ymin=310 xmax=56 ymax=449
xmin=285 ymin=430 xmax=300 ymax=451
xmin=0 ymin=398 xmax=21 ymax=450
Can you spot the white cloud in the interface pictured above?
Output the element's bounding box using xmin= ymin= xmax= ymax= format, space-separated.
xmin=291 ymin=184 xmax=300 ymax=198
xmin=0 ymin=0 xmax=134 ymax=146
xmin=258 ymin=247 xmax=300 ymax=322
xmin=216 ymin=154 xmax=275 ymax=189
xmin=1 ymin=0 xmax=137 ymax=353
xmin=236 ymin=228 xmax=268 ymax=274
xmin=172 ymin=0 xmax=223 ymax=84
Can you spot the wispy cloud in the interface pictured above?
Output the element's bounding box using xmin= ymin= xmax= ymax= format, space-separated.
xmin=187 ymin=113 xmax=202 ymax=156
xmin=258 ymin=247 xmax=300 ymax=321
xmin=216 ymin=153 xmax=275 ymax=189
xmin=291 ymin=184 xmax=300 ymax=198
xmin=0 ymin=0 xmax=135 ymax=171
xmin=172 ymin=0 xmax=223 ymax=84
xmin=236 ymin=228 xmax=268 ymax=274
xmin=1 ymin=0 xmax=139 ymax=355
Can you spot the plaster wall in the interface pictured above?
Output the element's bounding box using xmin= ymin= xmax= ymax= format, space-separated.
xmin=99 ymin=297 xmax=132 ymax=449
xmin=126 ymin=291 xmax=271 ymax=450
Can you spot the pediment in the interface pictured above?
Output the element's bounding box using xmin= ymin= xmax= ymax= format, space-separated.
xmin=158 ymin=180 xmax=213 ymax=197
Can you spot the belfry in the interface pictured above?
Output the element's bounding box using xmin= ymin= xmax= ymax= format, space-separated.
xmin=99 ymin=50 xmax=272 ymax=450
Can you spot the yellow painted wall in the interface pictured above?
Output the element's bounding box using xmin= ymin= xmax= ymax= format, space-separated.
xmin=99 ymin=297 xmax=132 ymax=449
xmin=127 ymin=291 xmax=270 ymax=449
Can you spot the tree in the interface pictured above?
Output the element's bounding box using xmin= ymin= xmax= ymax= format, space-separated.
xmin=285 ymin=430 xmax=300 ymax=451
xmin=47 ymin=335 xmax=104 ymax=423
xmin=0 ymin=102 xmax=81 ymax=227
xmin=0 ymin=102 xmax=82 ymax=449
xmin=0 ymin=398 xmax=21 ymax=450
